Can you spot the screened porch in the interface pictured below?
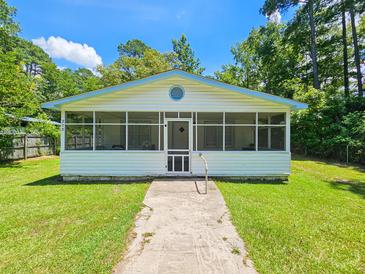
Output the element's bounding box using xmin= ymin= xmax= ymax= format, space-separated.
xmin=62 ymin=111 xmax=289 ymax=152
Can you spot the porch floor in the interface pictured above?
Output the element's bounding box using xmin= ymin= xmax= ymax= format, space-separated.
xmin=113 ymin=179 xmax=257 ymax=274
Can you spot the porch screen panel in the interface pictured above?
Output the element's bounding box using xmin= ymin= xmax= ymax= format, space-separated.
xmin=129 ymin=112 xmax=159 ymax=123
xmin=95 ymin=125 xmax=126 ymax=150
xmin=65 ymin=111 xmax=93 ymax=150
xmin=95 ymin=112 xmax=126 ymax=150
xmin=66 ymin=111 xmax=93 ymax=123
xmin=128 ymin=112 xmax=161 ymax=151
xmin=225 ymin=112 xmax=256 ymax=124
xmin=225 ymin=126 xmax=255 ymax=151
xmin=196 ymin=112 xmax=223 ymax=151
xmin=258 ymin=113 xmax=286 ymax=151
xmin=225 ymin=113 xmax=256 ymax=151
xmin=128 ymin=125 xmax=159 ymax=150
xmin=95 ymin=112 xmax=126 ymax=123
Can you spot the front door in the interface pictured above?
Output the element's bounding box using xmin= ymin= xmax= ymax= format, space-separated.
xmin=165 ymin=119 xmax=192 ymax=174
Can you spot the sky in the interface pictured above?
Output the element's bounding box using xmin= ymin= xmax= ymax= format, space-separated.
xmin=9 ymin=0 xmax=294 ymax=76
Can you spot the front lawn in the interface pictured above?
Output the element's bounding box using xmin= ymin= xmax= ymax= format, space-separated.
xmin=217 ymin=156 xmax=365 ymax=273
xmin=0 ymin=157 xmax=149 ymax=273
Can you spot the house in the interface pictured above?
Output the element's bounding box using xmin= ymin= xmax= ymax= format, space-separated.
xmin=42 ymin=69 xmax=307 ymax=180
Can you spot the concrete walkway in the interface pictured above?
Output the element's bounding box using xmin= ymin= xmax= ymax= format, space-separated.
xmin=114 ymin=180 xmax=257 ymax=274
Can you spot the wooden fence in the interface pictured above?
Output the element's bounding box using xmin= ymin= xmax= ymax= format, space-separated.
xmin=0 ymin=134 xmax=57 ymax=161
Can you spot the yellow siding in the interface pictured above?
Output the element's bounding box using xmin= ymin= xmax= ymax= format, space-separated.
xmin=61 ymin=76 xmax=289 ymax=112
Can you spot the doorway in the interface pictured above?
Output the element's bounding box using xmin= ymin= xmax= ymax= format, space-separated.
xmin=165 ymin=119 xmax=192 ymax=174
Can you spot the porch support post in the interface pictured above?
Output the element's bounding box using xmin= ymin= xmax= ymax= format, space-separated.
xmin=60 ymin=110 xmax=65 ymax=152
xmin=158 ymin=112 xmax=161 ymax=150
xmin=286 ymin=110 xmax=291 ymax=152
xmin=126 ymin=112 xmax=128 ymax=151
xmin=92 ymin=111 xmax=95 ymax=151
xmin=223 ymin=112 xmax=225 ymax=151
xmin=255 ymin=112 xmax=258 ymax=151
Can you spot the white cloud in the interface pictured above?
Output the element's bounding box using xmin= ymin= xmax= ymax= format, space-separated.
xmin=268 ymin=10 xmax=281 ymax=24
xmin=32 ymin=36 xmax=102 ymax=69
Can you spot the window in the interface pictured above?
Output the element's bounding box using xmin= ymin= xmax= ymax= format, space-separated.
xmin=258 ymin=113 xmax=286 ymax=151
xmin=65 ymin=111 xmax=93 ymax=150
xmin=169 ymin=86 xmax=184 ymax=100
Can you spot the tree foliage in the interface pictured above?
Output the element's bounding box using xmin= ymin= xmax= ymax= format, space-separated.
xmin=171 ymin=34 xmax=204 ymax=74
xmin=216 ymin=0 xmax=365 ymax=163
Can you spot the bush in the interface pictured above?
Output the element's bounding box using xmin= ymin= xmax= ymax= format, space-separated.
xmin=292 ymin=89 xmax=365 ymax=164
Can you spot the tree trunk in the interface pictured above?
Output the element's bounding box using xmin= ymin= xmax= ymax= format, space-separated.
xmin=341 ymin=3 xmax=350 ymax=97
xmin=349 ymin=3 xmax=363 ymax=97
xmin=308 ymin=0 xmax=320 ymax=89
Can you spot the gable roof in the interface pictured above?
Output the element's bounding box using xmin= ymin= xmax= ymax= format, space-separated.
xmin=41 ymin=69 xmax=308 ymax=110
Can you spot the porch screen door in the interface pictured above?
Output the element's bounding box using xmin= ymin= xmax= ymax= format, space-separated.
xmin=166 ymin=120 xmax=191 ymax=173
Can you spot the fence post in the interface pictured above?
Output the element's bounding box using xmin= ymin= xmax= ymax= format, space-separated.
xmin=24 ymin=134 xmax=28 ymax=160
xmin=53 ymin=137 xmax=56 ymax=155
xmin=346 ymin=145 xmax=349 ymax=164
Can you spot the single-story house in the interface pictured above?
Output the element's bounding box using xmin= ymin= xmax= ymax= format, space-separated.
xmin=42 ymin=69 xmax=307 ymax=180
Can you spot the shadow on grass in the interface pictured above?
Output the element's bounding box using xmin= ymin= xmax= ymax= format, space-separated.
xmin=329 ymin=180 xmax=365 ymax=199
xmin=0 ymin=161 xmax=21 ymax=168
xmin=25 ymin=175 xmax=151 ymax=186
xmin=215 ymin=179 xmax=288 ymax=185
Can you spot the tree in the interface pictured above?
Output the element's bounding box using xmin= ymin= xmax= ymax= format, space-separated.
xmin=117 ymin=48 xmax=172 ymax=80
xmin=117 ymin=39 xmax=150 ymax=58
xmin=349 ymin=0 xmax=363 ymax=97
xmin=217 ymin=23 xmax=301 ymax=98
xmin=14 ymin=38 xmax=52 ymax=77
xmin=341 ymin=0 xmax=350 ymax=96
xmin=98 ymin=40 xmax=173 ymax=86
xmin=73 ymin=68 xmax=102 ymax=92
xmin=97 ymin=63 xmax=125 ymax=87
xmin=0 ymin=0 xmax=20 ymax=51
xmin=171 ymin=34 xmax=204 ymax=74
xmin=261 ymin=0 xmax=321 ymax=89
xmin=214 ymin=65 xmax=246 ymax=87
xmin=0 ymin=50 xmax=39 ymax=129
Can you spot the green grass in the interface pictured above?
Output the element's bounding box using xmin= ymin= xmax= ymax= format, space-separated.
xmin=217 ymin=156 xmax=365 ymax=273
xmin=0 ymin=157 xmax=149 ymax=273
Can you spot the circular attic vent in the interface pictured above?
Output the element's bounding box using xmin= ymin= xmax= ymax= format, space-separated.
xmin=169 ymin=86 xmax=185 ymax=101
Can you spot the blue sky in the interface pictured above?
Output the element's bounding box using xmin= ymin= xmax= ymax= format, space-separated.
xmin=9 ymin=0 xmax=294 ymax=75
